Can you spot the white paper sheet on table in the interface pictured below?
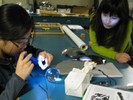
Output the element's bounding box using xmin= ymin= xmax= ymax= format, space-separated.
xmin=83 ymin=84 xmax=133 ymax=100
xmin=67 ymin=25 xmax=84 ymax=30
xmin=62 ymin=25 xmax=88 ymax=51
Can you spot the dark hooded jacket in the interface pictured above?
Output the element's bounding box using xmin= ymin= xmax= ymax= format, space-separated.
xmin=0 ymin=45 xmax=43 ymax=100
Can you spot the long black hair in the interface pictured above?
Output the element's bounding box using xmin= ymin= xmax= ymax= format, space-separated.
xmin=0 ymin=3 xmax=34 ymax=41
xmin=91 ymin=0 xmax=130 ymax=52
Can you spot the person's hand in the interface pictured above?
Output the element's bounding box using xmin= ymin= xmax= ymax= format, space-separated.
xmin=115 ymin=53 xmax=131 ymax=63
xmin=39 ymin=51 xmax=53 ymax=65
xmin=15 ymin=51 xmax=34 ymax=80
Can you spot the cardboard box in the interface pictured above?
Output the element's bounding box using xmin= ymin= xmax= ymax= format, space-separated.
xmin=72 ymin=6 xmax=89 ymax=14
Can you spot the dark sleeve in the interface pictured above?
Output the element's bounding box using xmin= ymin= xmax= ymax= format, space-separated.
xmin=25 ymin=44 xmax=43 ymax=57
xmin=0 ymin=73 xmax=25 ymax=100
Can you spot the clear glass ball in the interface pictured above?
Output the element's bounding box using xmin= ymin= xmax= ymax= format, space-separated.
xmin=45 ymin=68 xmax=61 ymax=82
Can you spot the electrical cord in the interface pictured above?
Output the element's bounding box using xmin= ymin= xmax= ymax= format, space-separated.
xmin=38 ymin=73 xmax=51 ymax=100
xmin=94 ymin=68 xmax=133 ymax=91
xmin=117 ymin=92 xmax=124 ymax=100
xmin=30 ymin=73 xmax=50 ymax=100
xmin=93 ymin=68 xmax=117 ymax=86
xmin=38 ymin=84 xmax=50 ymax=100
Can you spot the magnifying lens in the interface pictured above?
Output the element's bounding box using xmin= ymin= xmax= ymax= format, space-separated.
xmin=25 ymin=54 xmax=62 ymax=83
xmin=45 ymin=68 xmax=62 ymax=83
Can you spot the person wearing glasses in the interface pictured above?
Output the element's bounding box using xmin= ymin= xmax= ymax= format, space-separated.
xmin=0 ymin=4 xmax=53 ymax=100
xmin=89 ymin=0 xmax=133 ymax=65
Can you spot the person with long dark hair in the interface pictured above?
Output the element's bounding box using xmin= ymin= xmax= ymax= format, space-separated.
xmin=0 ymin=4 xmax=53 ymax=99
xmin=89 ymin=0 xmax=133 ymax=64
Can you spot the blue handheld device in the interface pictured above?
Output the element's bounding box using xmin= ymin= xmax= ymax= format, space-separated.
xmin=24 ymin=54 xmax=48 ymax=70
xmin=24 ymin=54 xmax=38 ymax=65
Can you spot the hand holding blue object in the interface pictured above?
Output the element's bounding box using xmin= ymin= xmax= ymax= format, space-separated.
xmin=24 ymin=54 xmax=48 ymax=70
xmin=38 ymin=55 xmax=48 ymax=70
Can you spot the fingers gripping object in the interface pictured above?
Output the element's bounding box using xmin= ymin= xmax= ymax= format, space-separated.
xmin=24 ymin=54 xmax=48 ymax=70
xmin=38 ymin=55 xmax=48 ymax=70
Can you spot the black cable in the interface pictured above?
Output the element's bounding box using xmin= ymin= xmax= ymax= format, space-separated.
xmin=94 ymin=68 xmax=117 ymax=86
xmin=38 ymin=73 xmax=50 ymax=100
xmin=38 ymin=84 xmax=50 ymax=100
xmin=117 ymin=92 xmax=124 ymax=100
xmin=30 ymin=73 xmax=50 ymax=100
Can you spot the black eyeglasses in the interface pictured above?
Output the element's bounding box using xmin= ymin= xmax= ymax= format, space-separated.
xmin=12 ymin=35 xmax=32 ymax=48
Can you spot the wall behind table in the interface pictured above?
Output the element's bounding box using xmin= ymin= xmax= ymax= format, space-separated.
xmin=48 ymin=0 xmax=93 ymax=7
xmin=2 ymin=0 xmax=28 ymax=8
xmin=98 ymin=0 xmax=133 ymax=9
xmin=2 ymin=0 xmax=94 ymax=9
